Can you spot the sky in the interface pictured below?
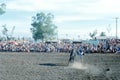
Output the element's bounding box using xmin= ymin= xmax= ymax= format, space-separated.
xmin=0 ymin=0 xmax=120 ymax=40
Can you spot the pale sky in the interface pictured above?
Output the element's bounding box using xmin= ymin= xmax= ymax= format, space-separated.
xmin=0 ymin=0 xmax=120 ymax=39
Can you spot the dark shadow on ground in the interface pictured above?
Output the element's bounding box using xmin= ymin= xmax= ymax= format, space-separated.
xmin=39 ymin=63 xmax=68 ymax=66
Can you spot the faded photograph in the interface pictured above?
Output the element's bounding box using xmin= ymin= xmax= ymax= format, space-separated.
xmin=0 ymin=0 xmax=120 ymax=80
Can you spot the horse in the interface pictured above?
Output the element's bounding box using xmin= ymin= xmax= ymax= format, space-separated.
xmin=68 ymin=47 xmax=84 ymax=64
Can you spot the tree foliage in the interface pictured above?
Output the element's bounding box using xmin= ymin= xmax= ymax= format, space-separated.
xmin=2 ymin=24 xmax=9 ymax=40
xmin=0 ymin=3 xmax=6 ymax=15
xmin=31 ymin=12 xmax=57 ymax=41
xmin=100 ymin=32 xmax=106 ymax=36
xmin=2 ymin=24 xmax=15 ymax=40
xmin=89 ymin=29 xmax=97 ymax=39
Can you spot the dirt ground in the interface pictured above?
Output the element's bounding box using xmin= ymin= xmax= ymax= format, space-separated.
xmin=0 ymin=52 xmax=120 ymax=80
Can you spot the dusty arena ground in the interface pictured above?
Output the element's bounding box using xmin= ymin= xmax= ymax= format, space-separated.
xmin=0 ymin=52 xmax=120 ymax=80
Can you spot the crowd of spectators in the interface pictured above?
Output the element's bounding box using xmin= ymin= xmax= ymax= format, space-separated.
xmin=0 ymin=39 xmax=120 ymax=53
xmin=0 ymin=40 xmax=72 ymax=53
xmin=81 ymin=39 xmax=120 ymax=53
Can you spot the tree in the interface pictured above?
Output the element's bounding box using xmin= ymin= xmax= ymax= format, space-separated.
xmin=0 ymin=3 xmax=6 ymax=15
xmin=31 ymin=12 xmax=57 ymax=41
xmin=106 ymin=24 xmax=111 ymax=36
xmin=89 ymin=29 xmax=97 ymax=39
xmin=2 ymin=24 xmax=8 ymax=40
xmin=2 ymin=24 xmax=15 ymax=40
xmin=100 ymin=32 xmax=106 ymax=36
xmin=0 ymin=3 xmax=6 ymax=41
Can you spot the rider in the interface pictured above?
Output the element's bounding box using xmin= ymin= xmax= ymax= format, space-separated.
xmin=77 ymin=44 xmax=84 ymax=57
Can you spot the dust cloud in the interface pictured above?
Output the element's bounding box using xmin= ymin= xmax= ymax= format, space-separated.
xmin=69 ymin=61 xmax=103 ymax=76
xmin=70 ymin=62 xmax=87 ymax=70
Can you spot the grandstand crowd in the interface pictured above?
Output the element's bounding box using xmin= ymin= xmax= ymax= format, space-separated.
xmin=0 ymin=39 xmax=120 ymax=53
